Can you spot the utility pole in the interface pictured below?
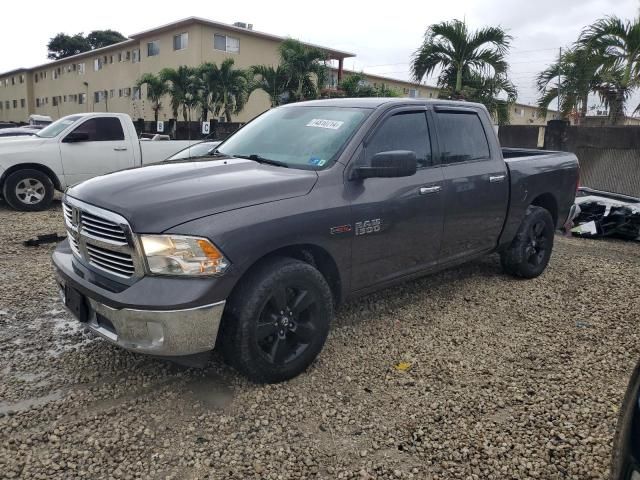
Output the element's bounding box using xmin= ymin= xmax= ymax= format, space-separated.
xmin=557 ymin=47 xmax=562 ymax=120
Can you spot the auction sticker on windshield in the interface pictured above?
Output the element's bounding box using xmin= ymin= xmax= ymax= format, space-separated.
xmin=306 ymin=119 xmax=344 ymax=130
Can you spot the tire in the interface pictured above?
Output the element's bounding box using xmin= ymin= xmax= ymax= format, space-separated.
xmin=2 ymin=169 xmax=54 ymax=211
xmin=500 ymin=206 xmax=555 ymax=279
xmin=220 ymin=257 xmax=334 ymax=383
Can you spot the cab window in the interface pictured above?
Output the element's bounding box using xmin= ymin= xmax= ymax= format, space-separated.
xmin=69 ymin=118 xmax=125 ymax=142
xmin=366 ymin=111 xmax=432 ymax=168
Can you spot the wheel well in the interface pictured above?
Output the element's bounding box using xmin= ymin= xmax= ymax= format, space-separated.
xmin=0 ymin=163 xmax=62 ymax=191
xmin=238 ymin=245 xmax=342 ymax=306
xmin=531 ymin=193 xmax=558 ymax=226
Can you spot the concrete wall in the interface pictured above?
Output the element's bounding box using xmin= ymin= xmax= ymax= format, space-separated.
xmin=544 ymin=122 xmax=640 ymax=197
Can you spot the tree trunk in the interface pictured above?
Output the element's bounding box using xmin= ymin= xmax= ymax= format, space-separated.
xmin=225 ymin=108 xmax=232 ymax=123
xmin=202 ymin=107 xmax=208 ymax=122
xmin=154 ymin=107 xmax=159 ymax=124
xmin=609 ymin=90 xmax=625 ymax=126
xmin=455 ymin=65 xmax=463 ymax=92
xmin=579 ymin=95 xmax=588 ymax=126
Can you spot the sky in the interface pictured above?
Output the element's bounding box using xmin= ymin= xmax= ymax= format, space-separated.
xmin=1 ymin=0 xmax=638 ymax=113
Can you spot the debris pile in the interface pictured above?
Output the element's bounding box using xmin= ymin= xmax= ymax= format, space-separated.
xmin=571 ymin=188 xmax=640 ymax=241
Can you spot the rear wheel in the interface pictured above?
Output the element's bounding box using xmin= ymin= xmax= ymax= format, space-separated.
xmin=2 ymin=169 xmax=54 ymax=211
xmin=500 ymin=206 xmax=555 ymax=279
xmin=221 ymin=257 xmax=333 ymax=383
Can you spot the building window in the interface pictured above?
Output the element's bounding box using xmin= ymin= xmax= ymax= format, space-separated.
xmin=20 ymin=75 xmax=24 ymax=83
xmin=132 ymin=86 xmax=141 ymax=100
xmin=53 ymin=69 xmax=58 ymax=79
xmin=118 ymin=52 xmax=122 ymax=62
xmin=147 ymin=41 xmax=160 ymax=57
xmin=12 ymin=100 xmax=17 ymax=108
xmin=78 ymin=63 xmax=85 ymax=74
xmin=52 ymin=97 xmax=58 ymax=107
xmin=11 ymin=77 xmax=15 ymax=85
xmin=119 ymin=87 xmax=131 ymax=97
xmin=109 ymin=89 xmax=115 ymax=98
xmin=173 ymin=32 xmax=188 ymax=51
xmin=214 ymin=34 xmax=240 ymax=53
xmin=94 ymin=58 xmax=103 ymax=71
xmin=5 ymin=100 xmax=10 ymax=109
xmin=132 ymin=49 xmax=140 ymax=63
xmin=20 ymin=99 xmax=25 ymax=108
xmin=63 ymin=95 xmax=67 ymax=102
xmin=79 ymin=93 xmax=86 ymax=105
xmin=407 ymin=88 xmax=417 ymax=98
xmin=126 ymin=51 xmax=131 ymax=61
xmin=109 ymin=55 xmax=114 ymax=64
xmin=36 ymin=98 xmax=40 ymax=107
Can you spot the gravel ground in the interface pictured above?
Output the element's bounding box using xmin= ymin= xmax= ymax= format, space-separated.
xmin=1 ymin=198 xmax=639 ymax=480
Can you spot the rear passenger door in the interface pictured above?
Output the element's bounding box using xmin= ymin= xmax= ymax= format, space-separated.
xmin=59 ymin=117 xmax=133 ymax=185
xmin=434 ymin=108 xmax=509 ymax=262
xmin=348 ymin=108 xmax=445 ymax=291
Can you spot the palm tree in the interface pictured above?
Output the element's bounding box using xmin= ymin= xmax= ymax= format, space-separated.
xmin=578 ymin=15 xmax=640 ymax=125
xmin=195 ymin=62 xmax=219 ymax=122
xmin=135 ymin=73 xmax=168 ymax=123
xmin=278 ymin=38 xmax=328 ymax=102
xmin=249 ymin=65 xmax=289 ymax=107
xmin=211 ymin=58 xmax=250 ymax=122
xmin=159 ymin=66 xmax=195 ymax=122
xmin=411 ymin=19 xmax=511 ymax=93
xmin=536 ymin=47 xmax=601 ymax=123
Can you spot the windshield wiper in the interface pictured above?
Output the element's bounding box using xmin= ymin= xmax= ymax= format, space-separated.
xmin=233 ymin=154 xmax=289 ymax=168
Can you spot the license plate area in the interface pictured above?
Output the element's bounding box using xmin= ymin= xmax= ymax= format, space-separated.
xmin=64 ymin=284 xmax=89 ymax=323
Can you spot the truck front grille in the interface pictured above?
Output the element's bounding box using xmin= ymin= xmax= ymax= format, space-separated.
xmin=81 ymin=211 xmax=128 ymax=244
xmin=86 ymin=244 xmax=136 ymax=277
xmin=63 ymin=198 xmax=142 ymax=280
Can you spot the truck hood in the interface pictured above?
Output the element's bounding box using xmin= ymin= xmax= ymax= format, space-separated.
xmin=67 ymin=158 xmax=318 ymax=232
xmin=0 ymin=136 xmax=48 ymax=151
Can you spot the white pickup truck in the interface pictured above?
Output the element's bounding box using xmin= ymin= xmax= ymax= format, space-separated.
xmin=0 ymin=112 xmax=195 ymax=211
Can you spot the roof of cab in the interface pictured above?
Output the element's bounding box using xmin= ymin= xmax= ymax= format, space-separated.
xmin=286 ymin=97 xmax=487 ymax=110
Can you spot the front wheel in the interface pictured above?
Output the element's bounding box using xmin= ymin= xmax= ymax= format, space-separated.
xmin=500 ymin=206 xmax=555 ymax=279
xmin=2 ymin=169 xmax=54 ymax=211
xmin=221 ymin=257 xmax=334 ymax=383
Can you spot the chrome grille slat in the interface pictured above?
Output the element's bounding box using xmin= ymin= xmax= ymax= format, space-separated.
xmin=82 ymin=228 xmax=128 ymax=243
xmin=63 ymin=198 xmax=141 ymax=279
xmin=87 ymin=257 xmax=134 ymax=277
xmin=86 ymin=247 xmax=135 ymax=268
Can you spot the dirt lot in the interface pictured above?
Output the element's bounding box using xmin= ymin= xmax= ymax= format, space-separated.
xmin=1 ymin=199 xmax=639 ymax=480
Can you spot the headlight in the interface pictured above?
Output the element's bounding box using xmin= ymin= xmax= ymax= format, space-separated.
xmin=140 ymin=235 xmax=229 ymax=276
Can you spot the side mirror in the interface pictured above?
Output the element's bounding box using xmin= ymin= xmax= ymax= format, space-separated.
xmin=63 ymin=131 xmax=90 ymax=143
xmin=354 ymin=150 xmax=418 ymax=179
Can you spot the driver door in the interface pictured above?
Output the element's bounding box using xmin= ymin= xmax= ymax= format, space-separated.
xmin=347 ymin=108 xmax=445 ymax=292
xmin=59 ymin=117 xmax=133 ymax=185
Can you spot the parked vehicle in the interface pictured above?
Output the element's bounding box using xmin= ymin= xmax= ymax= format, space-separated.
xmin=27 ymin=114 xmax=52 ymax=127
xmin=0 ymin=113 xmax=196 ymax=211
xmin=52 ymin=98 xmax=579 ymax=383
xmin=0 ymin=127 xmax=39 ymax=138
xmin=610 ymin=359 xmax=640 ymax=479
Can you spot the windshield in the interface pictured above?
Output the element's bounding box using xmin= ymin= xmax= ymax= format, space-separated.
xmin=217 ymin=106 xmax=369 ymax=169
xmin=166 ymin=142 xmax=218 ymax=161
xmin=36 ymin=115 xmax=83 ymax=138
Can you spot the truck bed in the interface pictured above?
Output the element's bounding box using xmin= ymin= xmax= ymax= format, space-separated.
xmin=499 ymin=148 xmax=579 ymax=248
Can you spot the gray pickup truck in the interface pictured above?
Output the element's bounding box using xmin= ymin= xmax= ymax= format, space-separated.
xmin=53 ymin=98 xmax=579 ymax=383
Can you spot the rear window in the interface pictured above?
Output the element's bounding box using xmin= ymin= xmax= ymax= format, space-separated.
xmin=436 ymin=112 xmax=490 ymax=163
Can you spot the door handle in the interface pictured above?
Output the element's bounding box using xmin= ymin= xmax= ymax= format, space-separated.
xmin=419 ymin=186 xmax=441 ymax=195
xmin=489 ymin=174 xmax=506 ymax=183
xmin=113 ymin=146 xmax=127 ymax=151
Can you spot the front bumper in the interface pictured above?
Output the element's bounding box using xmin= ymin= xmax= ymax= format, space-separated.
xmin=53 ymin=240 xmax=226 ymax=356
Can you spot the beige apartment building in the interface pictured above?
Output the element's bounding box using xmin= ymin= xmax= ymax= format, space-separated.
xmin=0 ymin=16 xmax=570 ymax=127
xmin=0 ymin=17 xmax=353 ymax=125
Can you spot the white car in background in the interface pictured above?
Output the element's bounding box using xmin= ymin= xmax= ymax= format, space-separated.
xmin=0 ymin=113 xmax=197 ymax=211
